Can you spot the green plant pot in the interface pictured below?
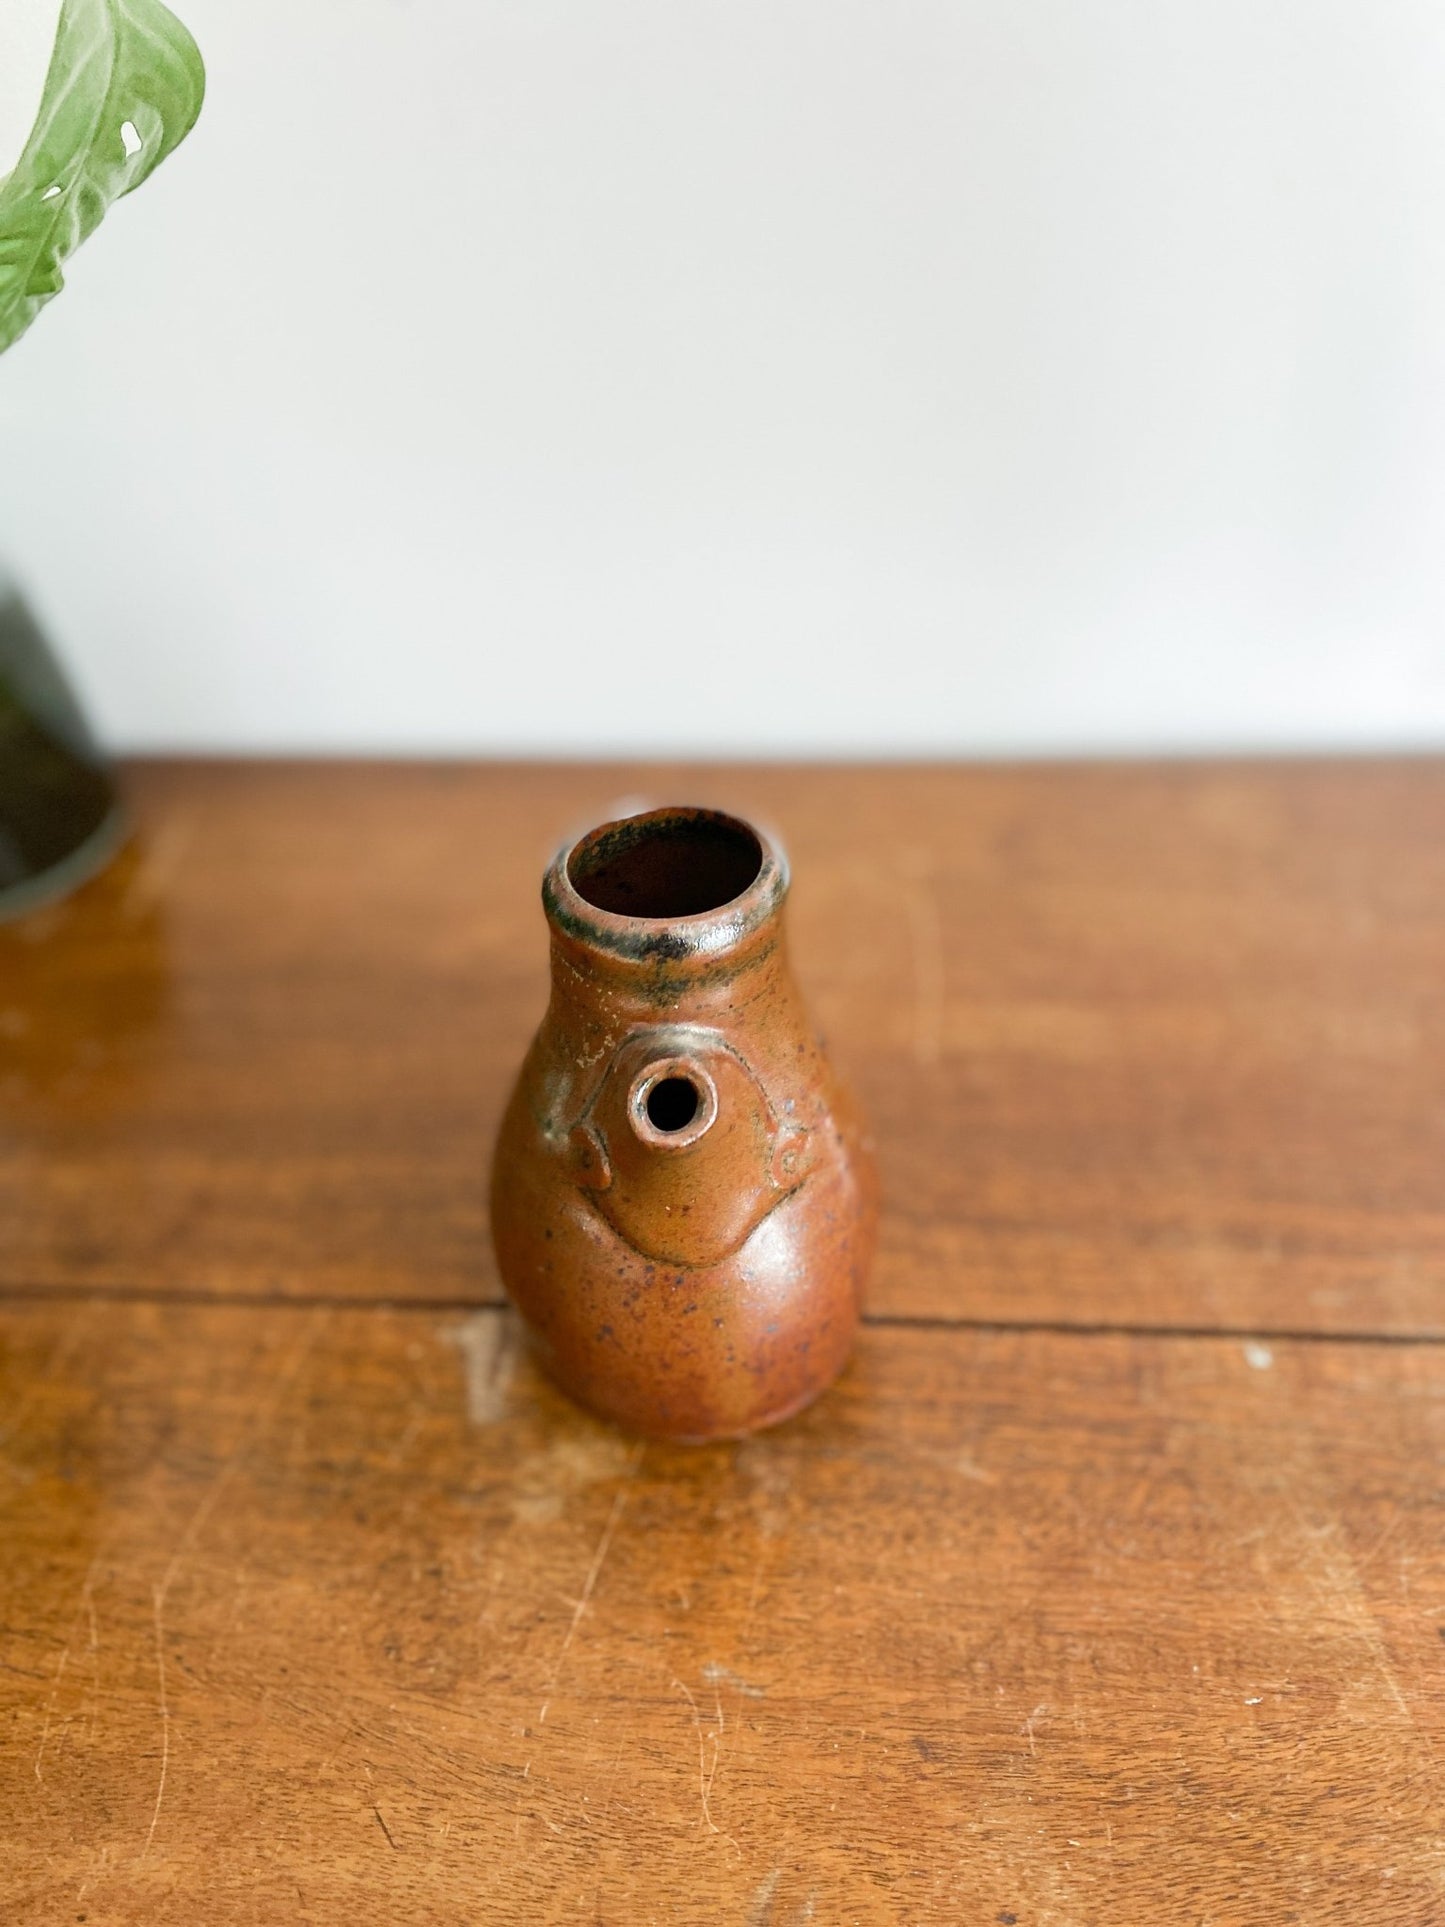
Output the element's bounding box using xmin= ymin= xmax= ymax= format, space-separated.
xmin=0 ymin=575 xmax=124 ymax=920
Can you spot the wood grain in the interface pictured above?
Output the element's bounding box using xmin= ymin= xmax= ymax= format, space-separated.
xmin=5 ymin=758 xmax=1445 ymax=1334
xmin=2 ymin=1297 xmax=1442 ymax=1925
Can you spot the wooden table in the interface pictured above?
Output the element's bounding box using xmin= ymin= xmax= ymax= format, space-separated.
xmin=2 ymin=759 xmax=1442 ymax=1924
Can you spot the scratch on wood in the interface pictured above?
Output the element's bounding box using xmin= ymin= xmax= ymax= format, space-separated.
xmin=1290 ymin=1504 xmax=1414 ymax=1723
xmin=80 ymin=1577 xmax=100 ymax=1746
xmin=447 ymin=1309 xmax=520 ymax=1425
xmin=157 ymin=1310 xmax=326 ymax=1605
xmin=1021 ymin=1703 xmax=1049 ymax=1757
xmin=384 ymin=1412 xmax=425 ymax=1468
xmin=673 ymin=1678 xmax=719 ymax=1832
xmin=537 ymin=1442 xmax=643 ymax=1723
xmin=135 ymin=1312 xmax=325 ymax=1866
xmin=35 ymin=1556 xmax=102 ymax=1781
xmin=740 ymin=1533 xmax=776 ymax=1640
xmin=596 ymin=1741 xmax=626 ymax=1821
xmin=701 ymin=1662 xmax=766 ymax=1699
xmin=673 ymin=1676 xmax=742 ymax=1859
xmin=32 ymin=1644 xmax=69 ymax=1781
xmin=138 ymin=1586 xmax=170 ymax=1865
xmin=373 ymin=1804 xmax=400 ymax=1851
xmin=748 ymin=1869 xmax=782 ymax=1927
xmin=74 ymin=1843 xmax=112 ymax=1907
xmin=1355 ymin=1513 xmax=1403 ymax=1578
xmin=954 ymin=1454 xmax=998 ymax=1485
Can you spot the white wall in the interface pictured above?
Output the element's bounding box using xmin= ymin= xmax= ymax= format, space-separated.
xmin=0 ymin=2 xmax=54 ymax=172
xmin=2 ymin=0 xmax=1444 ymax=755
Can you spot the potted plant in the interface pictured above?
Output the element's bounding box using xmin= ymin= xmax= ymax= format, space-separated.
xmin=0 ymin=0 xmax=203 ymax=916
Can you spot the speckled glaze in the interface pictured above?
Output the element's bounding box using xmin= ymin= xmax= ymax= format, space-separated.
xmin=490 ymin=806 xmax=877 ymax=1441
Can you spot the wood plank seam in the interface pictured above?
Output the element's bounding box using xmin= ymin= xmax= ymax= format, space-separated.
xmin=4 ymin=1283 xmax=1445 ymax=1350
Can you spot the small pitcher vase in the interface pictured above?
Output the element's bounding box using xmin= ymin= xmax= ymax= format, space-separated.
xmin=491 ymin=805 xmax=877 ymax=1441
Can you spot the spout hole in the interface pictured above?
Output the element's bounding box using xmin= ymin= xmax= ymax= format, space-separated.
xmin=628 ymin=1055 xmax=719 ymax=1149
xmin=646 ymin=1075 xmax=700 ymax=1134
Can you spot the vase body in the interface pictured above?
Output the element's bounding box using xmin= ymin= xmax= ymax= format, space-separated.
xmin=490 ymin=805 xmax=877 ymax=1441
xmin=0 ymin=572 xmax=123 ymax=919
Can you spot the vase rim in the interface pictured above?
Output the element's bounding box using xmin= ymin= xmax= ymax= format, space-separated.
xmin=542 ymin=804 xmax=789 ymax=965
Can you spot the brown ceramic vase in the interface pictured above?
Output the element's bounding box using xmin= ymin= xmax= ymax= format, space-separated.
xmin=490 ymin=805 xmax=877 ymax=1442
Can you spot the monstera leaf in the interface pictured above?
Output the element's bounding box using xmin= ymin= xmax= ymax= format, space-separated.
xmin=0 ymin=0 xmax=203 ymax=354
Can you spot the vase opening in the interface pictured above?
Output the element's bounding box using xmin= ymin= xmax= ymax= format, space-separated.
xmin=567 ymin=809 xmax=763 ymax=920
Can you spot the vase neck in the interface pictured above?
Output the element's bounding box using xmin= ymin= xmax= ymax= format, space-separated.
xmin=542 ymin=803 xmax=790 ymax=1003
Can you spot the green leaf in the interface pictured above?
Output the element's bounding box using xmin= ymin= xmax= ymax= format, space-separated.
xmin=0 ymin=0 xmax=204 ymax=355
